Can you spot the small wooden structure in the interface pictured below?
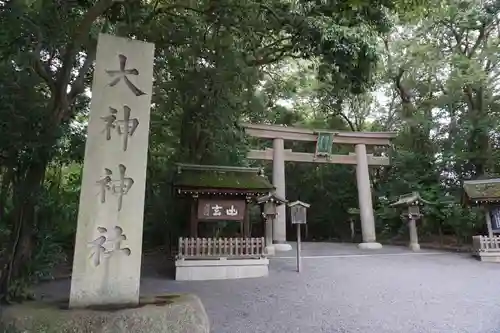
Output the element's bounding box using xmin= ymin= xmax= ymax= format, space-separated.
xmin=391 ymin=192 xmax=432 ymax=251
xmin=464 ymin=177 xmax=500 ymax=262
xmin=173 ymin=164 xmax=275 ymax=280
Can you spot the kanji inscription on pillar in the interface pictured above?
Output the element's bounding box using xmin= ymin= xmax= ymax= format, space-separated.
xmin=96 ymin=164 xmax=135 ymax=211
xmin=106 ymin=54 xmax=146 ymax=96
xmin=70 ymin=33 xmax=154 ymax=308
xmin=88 ymin=226 xmax=131 ymax=267
xmin=101 ymin=106 xmax=140 ymax=151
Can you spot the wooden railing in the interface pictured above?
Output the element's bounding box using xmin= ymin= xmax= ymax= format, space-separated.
xmin=177 ymin=237 xmax=265 ymax=259
xmin=473 ymin=235 xmax=500 ymax=254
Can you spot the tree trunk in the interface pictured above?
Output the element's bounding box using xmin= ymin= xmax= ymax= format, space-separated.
xmin=0 ymin=157 xmax=47 ymax=302
xmin=0 ymin=117 xmax=57 ymax=303
xmin=0 ymin=166 xmax=14 ymax=223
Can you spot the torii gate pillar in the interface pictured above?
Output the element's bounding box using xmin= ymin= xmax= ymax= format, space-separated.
xmin=355 ymin=143 xmax=381 ymax=249
xmin=272 ymin=138 xmax=291 ymax=251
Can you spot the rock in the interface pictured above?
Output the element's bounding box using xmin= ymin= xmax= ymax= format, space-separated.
xmin=0 ymin=293 xmax=209 ymax=333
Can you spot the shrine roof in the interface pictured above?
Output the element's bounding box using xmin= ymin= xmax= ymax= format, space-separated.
xmin=463 ymin=178 xmax=500 ymax=204
xmin=174 ymin=163 xmax=274 ymax=195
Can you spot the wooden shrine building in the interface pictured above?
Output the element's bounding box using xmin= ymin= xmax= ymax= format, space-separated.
xmin=173 ymin=163 xmax=274 ymax=238
xmin=463 ymin=177 xmax=500 ymax=262
xmin=173 ymin=163 xmax=275 ymax=280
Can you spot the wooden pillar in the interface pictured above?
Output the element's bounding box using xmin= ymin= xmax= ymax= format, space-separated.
xmin=243 ymin=202 xmax=250 ymax=237
xmin=485 ymin=205 xmax=493 ymax=238
xmin=190 ymin=198 xmax=198 ymax=237
xmin=260 ymin=204 xmax=265 ymax=237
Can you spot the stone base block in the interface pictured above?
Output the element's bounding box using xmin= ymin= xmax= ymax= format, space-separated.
xmin=358 ymin=242 xmax=383 ymax=250
xmin=477 ymin=252 xmax=500 ymax=262
xmin=273 ymin=243 xmax=292 ymax=251
xmin=175 ymin=258 xmax=269 ymax=281
xmin=264 ymin=245 xmax=276 ymax=256
xmin=409 ymin=243 xmax=420 ymax=251
xmin=0 ymin=294 xmax=209 ymax=333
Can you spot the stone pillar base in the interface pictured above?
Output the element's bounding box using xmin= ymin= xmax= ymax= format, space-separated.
xmin=264 ymin=245 xmax=276 ymax=256
xmin=0 ymin=294 xmax=209 ymax=333
xmin=409 ymin=243 xmax=420 ymax=251
xmin=358 ymin=242 xmax=383 ymax=250
xmin=273 ymin=243 xmax=292 ymax=251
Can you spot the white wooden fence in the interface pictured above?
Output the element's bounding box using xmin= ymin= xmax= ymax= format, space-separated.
xmin=472 ymin=235 xmax=500 ymax=253
xmin=177 ymin=237 xmax=265 ymax=259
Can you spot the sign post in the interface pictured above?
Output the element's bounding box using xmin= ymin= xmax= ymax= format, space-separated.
xmin=289 ymin=200 xmax=310 ymax=272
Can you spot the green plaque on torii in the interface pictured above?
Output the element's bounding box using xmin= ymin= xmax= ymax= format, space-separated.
xmin=315 ymin=132 xmax=334 ymax=158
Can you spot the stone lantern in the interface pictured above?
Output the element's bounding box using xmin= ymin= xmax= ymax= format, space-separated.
xmin=256 ymin=192 xmax=288 ymax=255
xmin=347 ymin=208 xmax=360 ymax=242
xmin=390 ymin=192 xmax=432 ymax=251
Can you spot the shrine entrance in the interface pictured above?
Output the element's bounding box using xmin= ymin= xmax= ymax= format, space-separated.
xmin=242 ymin=123 xmax=396 ymax=250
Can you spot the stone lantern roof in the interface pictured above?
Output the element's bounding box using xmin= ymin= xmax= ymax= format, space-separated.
xmin=255 ymin=192 xmax=288 ymax=206
xmin=288 ymin=200 xmax=311 ymax=208
xmin=390 ymin=192 xmax=433 ymax=207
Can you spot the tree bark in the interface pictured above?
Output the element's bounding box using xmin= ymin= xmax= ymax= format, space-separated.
xmin=0 ymin=155 xmax=47 ymax=302
xmin=0 ymin=0 xmax=121 ymax=303
xmin=0 ymin=166 xmax=14 ymax=223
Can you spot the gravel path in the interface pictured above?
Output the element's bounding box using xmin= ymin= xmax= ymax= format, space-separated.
xmin=36 ymin=243 xmax=500 ymax=333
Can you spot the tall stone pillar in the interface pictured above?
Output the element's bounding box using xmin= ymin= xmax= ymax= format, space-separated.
xmin=70 ymin=34 xmax=155 ymax=308
xmin=355 ymin=144 xmax=382 ymax=250
xmin=272 ymin=138 xmax=292 ymax=251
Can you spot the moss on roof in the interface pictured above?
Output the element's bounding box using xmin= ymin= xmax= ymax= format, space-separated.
xmin=174 ymin=164 xmax=274 ymax=191
xmin=463 ymin=178 xmax=500 ymax=201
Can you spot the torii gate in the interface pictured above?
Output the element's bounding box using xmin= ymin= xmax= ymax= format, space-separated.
xmin=242 ymin=123 xmax=396 ymax=251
